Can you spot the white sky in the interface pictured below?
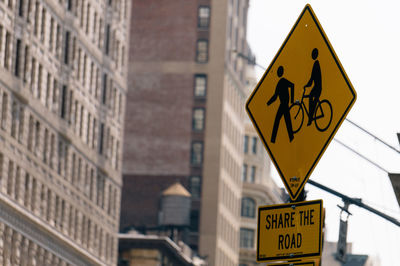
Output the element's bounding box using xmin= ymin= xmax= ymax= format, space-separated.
xmin=247 ymin=1 xmax=400 ymax=265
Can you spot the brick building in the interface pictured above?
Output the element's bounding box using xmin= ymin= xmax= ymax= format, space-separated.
xmin=0 ymin=0 xmax=129 ymax=265
xmin=121 ymin=0 xmax=255 ymax=265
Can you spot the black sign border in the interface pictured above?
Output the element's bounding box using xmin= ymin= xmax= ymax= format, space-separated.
xmin=256 ymin=200 xmax=323 ymax=262
xmin=245 ymin=4 xmax=357 ymax=200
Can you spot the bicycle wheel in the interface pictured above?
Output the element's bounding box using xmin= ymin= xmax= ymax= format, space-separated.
xmin=289 ymin=102 xmax=304 ymax=134
xmin=314 ymin=100 xmax=332 ymax=132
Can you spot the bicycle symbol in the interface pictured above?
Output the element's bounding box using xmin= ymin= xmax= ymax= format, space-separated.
xmin=289 ymin=89 xmax=332 ymax=133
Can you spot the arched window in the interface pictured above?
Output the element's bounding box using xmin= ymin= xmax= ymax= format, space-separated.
xmin=241 ymin=197 xmax=255 ymax=218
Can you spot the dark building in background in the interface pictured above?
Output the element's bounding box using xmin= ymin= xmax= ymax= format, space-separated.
xmin=121 ymin=0 xmax=253 ymax=265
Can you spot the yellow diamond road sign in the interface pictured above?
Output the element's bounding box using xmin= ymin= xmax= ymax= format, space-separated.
xmin=257 ymin=200 xmax=323 ymax=263
xmin=246 ymin=4 xmax=356 ymax=200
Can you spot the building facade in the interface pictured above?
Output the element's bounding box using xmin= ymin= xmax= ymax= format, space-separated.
xmin=121 ymin=0 xmax=252 ymax=265
xmin=0 ymin=0 xmax=129 ymax=265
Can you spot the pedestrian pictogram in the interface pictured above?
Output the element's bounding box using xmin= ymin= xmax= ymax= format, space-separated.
xmin=246 ymin=4 xmax=356 ymax=200
xmin=257 ymin=200 xmax=323 ymax=263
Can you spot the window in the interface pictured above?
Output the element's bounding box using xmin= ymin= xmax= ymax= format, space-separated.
xmin=89 ymin=62 xmax=94 ymax=93
xmin=92 ymin=118 xmax=97 ymax=149
xmin=49 ymin=134 xmax=55 ymax=169
xmin=34 ymin=1 xmax=39 ymax=36
xmin=241 ymin=197 xmax=255 ymax=218
xmin=64 ymin=31 xmax=70 ymax=64
xmin=43 ymin=129 xmax=48 ymax=163
xmin=250 ymin=166 xmax=256 ymax=183
xmin=192 ymin=108 xmax=205 ymax=131
xmin=87 ymin=113 xmax=91 ymax=144
xmin=96 ymin=173 xmax=105 ymax=208
xmin=115 ymin=140 xmax=120 ymax=170
xmin=41 ymin=8 xmax=46 ymax=42
xmin=23 ymin=45 xmax=29 ymax=83
xmin=102 ymin=73 xmax=107 ymax=104
xmin=14 ymin=166 xmax=20 ymax=201
xmin=190 ymin=210 xmax=199 ymax=232
xmin=56 ymin=24 xmax=61 ymax=56
xmin=198 ymin=6 xmax=210 ymax=28
xmin=80 ymin=0 xmax=85 ymax=27
xmin=71 ymin=153 xmax=76 ymax=185
xmin=24 ymin=174 xmax=31 ymax=207
xmin=196 ymin=40 xmax=208 ymax=63
xmin=60 ymin=85 xmax=67 ymax=119
xmin=86 ymin=3 xmax=90 ymax=34
xmin=7 ymin=160 xmax=14 ymax=196
xmin=0 ymin=26 xmax=3 ymax=54
xmin=35 ymin=121 xmax=41 ymax=154
xmin=82 ymin=54 xmax=87 ymax=86
xmin=52 ymin=78 xmax=59 ymax=113
xmin=45 ymin=73 xmax=51 ymax=107
xmin=240 ymin=228 xmax=254 ymax=248
xmin=244 ymin=135 xmax=249 ymax=153
xmin=189 ymin=176 xmax=201 ymax=199
xmin=190 ymin=141 xmax=203 ymax=165
xmin=31 ymin=178 xmax=37 ymax=211
xmin=107 ymin=185 xmax=112 ymax=215
xmin=93 ymin=12 xmax=97 ymax=39
xmin=121 ymin=46 xmax=125 ymax=68
xmin=18 ymin=106 xmax=24 ymax=142
xmin=26 ymin=0 xmax=32 ymax=23
xmin=67 ymin=90 xmax=73 ymax=124
xmin=27 ymin=115 xmax=34 ymax=151
xmin=49 ymin=18 xmax=55 ymax=52
xmin=98 ymin=19 xmax=103 ymax=49
xmin=4 ymin=31 xmax=11 ymax=69
xmin=252 ymin=136 xmax=257 ymax=154
xmin=194 ymin=74 xmax=207 ymax=97
xmin=1 ymin=92 xmax=8 ymax=130
xmin=242 ymin=163 xmax=247 ymax=182
xmin=67 ymin=0 xmax=73 ymax=11
xmin=14 ymin=39 xmax=21 ymax=77
xmin=79 ymin=105 xmax=84 ymax=137
xmin=0 ymin=154 xmax=3 ymax=189
xmin=11 ymin=101 xmax=18 ymax=138
xmin=105 ymin=24 xmax=110 ymax=55
xmin=99 ymin=122 xmax=104 ymax=154
xmin=57 ymin=139 xmax=65 ymax=175
xmin=18 ymin=0 xmax=24 ymax=17
xmin=37 ymin=64 xmax=42 ymax=99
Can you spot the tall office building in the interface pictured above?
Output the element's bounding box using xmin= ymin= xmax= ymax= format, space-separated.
xmin=239 ymin=122 xmax=282 ymax=266
xmin=121 ymin=0 xmax=252 ymax=265
xmin=237 ymin=62 xmax=282 ymax=266
xmin=0 ymin=0 xmax=129 ymax=265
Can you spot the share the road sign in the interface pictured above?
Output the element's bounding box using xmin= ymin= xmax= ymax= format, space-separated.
xmin=257 ymin=200 xmax=323 ymax=263
xmin=246 ymin=4 xmax=356 ymax=200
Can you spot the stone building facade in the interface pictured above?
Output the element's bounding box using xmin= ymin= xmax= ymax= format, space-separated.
xmin=0 ymin=0 xmax=129 ymax=265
